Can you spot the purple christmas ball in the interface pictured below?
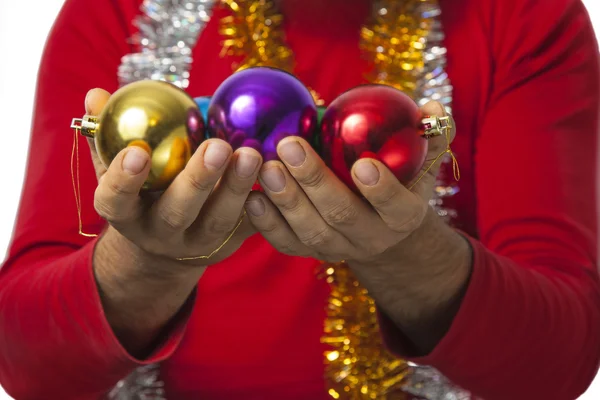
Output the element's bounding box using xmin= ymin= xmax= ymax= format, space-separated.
xmin=207 ymin=67 xmax=317 ymax=161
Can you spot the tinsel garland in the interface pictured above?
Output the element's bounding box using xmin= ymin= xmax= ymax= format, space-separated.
xmin=118 ymin=0 xmax=217 ymax=89
xmin=320 ymin=264 xmax=410 ymax=399
xmin=219 ymin=1 xmax=466 ymax=399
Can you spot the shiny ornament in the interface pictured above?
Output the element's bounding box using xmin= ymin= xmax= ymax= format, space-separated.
xmin=207 ymin=67 xmax=317 ymax=161
xmin=321 ymin=85 xmax=428 ymax=192
xmin=71 ymin=80 xmax=201 ymax=191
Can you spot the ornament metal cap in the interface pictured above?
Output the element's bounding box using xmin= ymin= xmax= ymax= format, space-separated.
xmin=421 ymin=115 xmax=452 ymax=139
xmin=71 ymin=115 xmax=99 ymax=138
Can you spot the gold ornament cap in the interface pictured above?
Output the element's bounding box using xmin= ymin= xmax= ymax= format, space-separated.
xmin=421 ymin=115 xmax=452 ymax=139
xmin=71 ymin=115 xmax=99 ymax=138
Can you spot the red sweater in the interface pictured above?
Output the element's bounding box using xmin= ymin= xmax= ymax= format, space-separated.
xmin=1 ymin=0 xmax=599 ymax=399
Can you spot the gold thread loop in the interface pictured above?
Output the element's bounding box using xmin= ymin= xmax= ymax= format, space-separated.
xmin=71 ymin=127 xmax=99 ymax=238
xmin=175 ymin=211 xmax=247 ymax=261
xmin=409 ymin=124 xmax=460 ymax=190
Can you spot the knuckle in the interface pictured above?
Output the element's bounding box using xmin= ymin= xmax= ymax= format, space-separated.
xmin=94 ymin=192 xmax=129 ymax=224
xmin=93 ymin=196 xmax=113 ymax=221
xmin=278 ymin=195 xmax=304 ymax=214
xmin=389 ymin=206 xmax=426 ymax=233
xmin=259 ymin=220 xmax=280 ymax=235
xmin=298 ymin=227 xmax=333 ymax=248
xmin=298 ymin=165 xmax=326 ymax=189
xmin=324 ymin=200 xmax=358 ymax=227
xmin=186 ymin=172 xmax=215 ymax=193
xmin=223 ymin=176 xmax=250 ymax=197
xmin=370 ymin=186 xmax=399 ymax=208
xmin=157 ymin=204 xmax=189 ymax=231
xmin=202 ymin=213 xmax=235 ymax=237
xmin=107 ymin=178 xmax=135 ymax=197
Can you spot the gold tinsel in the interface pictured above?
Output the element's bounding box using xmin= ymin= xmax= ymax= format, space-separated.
xmin=219 ymin=0 xmax=292 ymax=70
xmin=321 ymin=265 xmax=411 ymax=399
xmin=360 ymin=0 xmax=432 ymax=99
xmin=218 ymin=1 xmax=438 ymax=398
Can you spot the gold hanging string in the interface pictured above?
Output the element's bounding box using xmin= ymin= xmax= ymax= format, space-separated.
xmin=175 ymin=211 xmax=247 ymax=261
xmin=409 ymin=125 xmax=460 ymax=191
xmin=70 ymin=128 xmax=99 ymax=238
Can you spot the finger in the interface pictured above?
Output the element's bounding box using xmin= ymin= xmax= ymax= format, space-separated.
xmin=244 ymin=192 xmax=312 ymax=257
xmin=412 ymin=101 xmax=457 ymax=199
xmin=85 ymin=88 xmax=111 ymax=115
xmin=258 ymin=159 xmax=353 ymax=257
xmin=94 ymin=146 xmax=150 ymax=236
xmin=150 ymin=139 xmax=233 ymax=233
xmin=189 ymin=146 xmax=262 ymax=244
xmin=353 ymin=158 xmax=427 ymax=236
xmin=85 ymin=88 xmax=112 ymax=179
xmin=275 ymin=137 xmax=385 ymax=245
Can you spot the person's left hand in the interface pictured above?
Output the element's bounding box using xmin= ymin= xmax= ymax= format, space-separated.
xmin=244 ymin=101 xmax=456 ymax=265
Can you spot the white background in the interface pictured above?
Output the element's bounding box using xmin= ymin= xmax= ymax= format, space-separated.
xmin=0 ymin=1 xmax=599 ymax=399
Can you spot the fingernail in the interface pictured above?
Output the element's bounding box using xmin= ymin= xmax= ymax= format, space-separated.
xmin=354 ymin=160 xmax=380 ymax=186
xmin=246 ymin=198 xmax=265 ymax=217
xmin=235 ymin=150 xmax=261 ymax=178
xmin=204 ymin=143 xmax=230 ymax=170
xmin=279 ymin=140 xmax=306 ymax=167
xmin=122 ymin=147 xmax=149 ymax=175
xmin=261 ymin=166 xmax=286 ymax=192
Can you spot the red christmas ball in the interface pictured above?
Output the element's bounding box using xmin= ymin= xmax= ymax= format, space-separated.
xmin=320 ymin=85 xmax=427 ymax=192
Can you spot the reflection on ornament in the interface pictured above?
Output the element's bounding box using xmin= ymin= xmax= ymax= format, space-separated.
xmin=207 ymin=67 xmax=318 ymax=161
xmin=71 ymin=80 xmax=202 ymax=191
xmin=321 ymin=84 xmax=428 ymax=192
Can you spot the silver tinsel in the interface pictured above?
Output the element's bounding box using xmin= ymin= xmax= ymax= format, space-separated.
xmin=404 ymin=363 xmax=474 ymax=400
xmin=108 ymin=365 xmax=165 ymax=400
xmin=111 ymin=1 xmax=465 ymax=399
xmin=118 ymin=0 xmax=216 ymax=88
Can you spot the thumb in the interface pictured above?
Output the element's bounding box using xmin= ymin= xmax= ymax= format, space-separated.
xmin=84 ymin=88 xmax=112 ymax=179
xmin=85 ymin=88 xmax=111 ymax=115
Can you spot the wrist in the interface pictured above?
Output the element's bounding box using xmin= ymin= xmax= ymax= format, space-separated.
xmin=93 ymin=227 xmax=203 ymax=356
xmin=93 ymin=226 xmax=205 ymax=320
xmin=350 ymin=207 xmax=472 ymax=328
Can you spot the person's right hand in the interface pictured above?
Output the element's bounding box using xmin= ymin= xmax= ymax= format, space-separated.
xmin=85 ymin=88 xmax=262 ymax=268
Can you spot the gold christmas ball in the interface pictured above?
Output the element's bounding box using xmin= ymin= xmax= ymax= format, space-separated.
xmin=72 ymin=80 xmax=204 ymax=191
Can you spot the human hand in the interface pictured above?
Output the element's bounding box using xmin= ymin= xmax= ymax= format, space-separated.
xmin=85 ymin=88 xmax=262 ymax=268
xmin=244 ymin=101 xmax=455 ymax=265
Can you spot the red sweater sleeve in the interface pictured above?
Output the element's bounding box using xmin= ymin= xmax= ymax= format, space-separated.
xmin=381 ymin=1 xmax=600 ymax=399
xmin=0 ymin=0 xmax=190 ymax=398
